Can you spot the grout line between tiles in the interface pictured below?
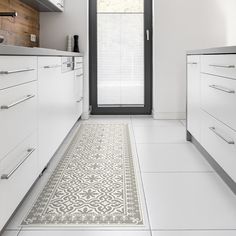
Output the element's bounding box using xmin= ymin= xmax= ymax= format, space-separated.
xmin=151 ymin=228 xmax=236 ymax=231
xmin=141 ymin=171 xmax=215 ymax=174
xmin=130 ymin=118 xmax=153 ymax=236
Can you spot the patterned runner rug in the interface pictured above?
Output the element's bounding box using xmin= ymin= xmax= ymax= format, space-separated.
xmin=22 ymin=124 xmax=143 ymax=226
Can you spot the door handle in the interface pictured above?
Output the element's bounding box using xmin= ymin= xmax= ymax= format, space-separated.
xmin=146 ymin=30 xmax=150 ymax=41
xmin=1 ymin=148 xmax=36 ymax=180
xmin=1 ymin=95 xmax=35 ymax=110
xmin=209 ymin=85 xmax=235 ymax=94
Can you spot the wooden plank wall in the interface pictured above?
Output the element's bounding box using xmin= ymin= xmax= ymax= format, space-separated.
xmin=0 ymin=0 xmax=39 ymax=47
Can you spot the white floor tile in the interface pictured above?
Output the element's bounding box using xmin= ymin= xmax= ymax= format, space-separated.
xmin=152 ymin=231 xmax=236 ymax=236
xmin=83 ymin=116 xmax=132 ymax=124
xmin=19 ymin=230 xmax=151 ymax=236
xmin=137 ymin=143 xmax=213 ymax=173
xmin=1 ymin=230 xmax=19 ymax=236
xmin=143 ymin=173 xmax=236 ymax=230
xmin=131 ymin=118 xmax=182 ymax=127
xmin=133 ymin=126 xmax=186 ymax=144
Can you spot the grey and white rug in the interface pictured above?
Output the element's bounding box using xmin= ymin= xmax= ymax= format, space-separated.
xmin=22 ymin=124 xmax=143 ymax=226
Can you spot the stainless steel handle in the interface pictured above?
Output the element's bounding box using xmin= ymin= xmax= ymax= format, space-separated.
xmin=209 ymin=85 xmax=235 ymax=94
xmin=43 ymin=65 xmax=61 ymax=69
xmin=63 ymin=61 xmax=74 ymax=65
xmin=209 ymin=64 xmax=235 ymax=69
xmin=209 ymin=127 xmax=235 ymax=145
xmin=77 ymin=97 xmax=83 ymax=103
xmin=188 ymin=62 xmax=198 ymax=65
xmin=146 ymin=30 xmax=150 ymax=41
xmin=76 ymin=74 xmax=83 ymax=77
xmin=57 ymin=2 xmax=64 ymax=8
xmin=1 ymin=148 xmax=36 ymax=180
xmin=1 ymin=95 xmax=35 ymax=110
xmin=0 ymin=68 xmax=35 ymax=75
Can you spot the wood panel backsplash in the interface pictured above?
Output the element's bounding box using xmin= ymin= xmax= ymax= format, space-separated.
xmin=0 ymin=0 xmax=39 ymax=47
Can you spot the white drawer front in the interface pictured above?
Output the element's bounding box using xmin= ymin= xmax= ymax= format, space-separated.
xmin=0 ymin=56 xmax=37 ymax=90
xmin=201 ymin=111 xmax=236 ymax=182
xmin=0 ymin=82 xmax=37 ymax=161
xmin=201 ymin=74 xmax=236 ymax=131
xmin=74 ymin=57 xmax=83 ymax=70
xmin=0 ymin=133 xmax=37 ymax=230
xmin=187 ymin=55 xmax=201 ymax=141
xmin=201 ymin=55 xmax=236 ymax=79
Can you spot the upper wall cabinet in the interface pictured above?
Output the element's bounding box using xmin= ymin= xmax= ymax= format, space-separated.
xmin=20 ymin=0 xmax=64 ymax=12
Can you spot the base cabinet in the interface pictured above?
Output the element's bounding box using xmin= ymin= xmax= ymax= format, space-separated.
xmin=0 ymin=55 xmax=84 ymax=232
xmin=187 ymin=55 xmax=201 ymax=141
xmin=187 ymin=52 xmax=236 ymax=186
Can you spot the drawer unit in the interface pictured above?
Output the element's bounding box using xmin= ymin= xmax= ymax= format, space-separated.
xmin=187 ymin=55 xmax=201 ymax=141
xmin=0 ymin=132 xmax=37 ymax=230
xmin=0 ymin=56 xmax=37 ymax=90
xmin=201 ymin=74 xmax=236 ymax=131
xmin=74 ymin=57 xmax=83 ymax=70
xmin=75 ymin=72 xmax=84 ymax=118
xmin=0 ymin=82 xmax=37 ymax=161
xmin=201 ymin=111 xmax=236 ymax=182
xmin=201 ymin=55 xmax=236 ymax=79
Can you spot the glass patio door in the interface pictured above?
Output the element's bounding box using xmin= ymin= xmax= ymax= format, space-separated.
xmin=90 ymin=0 xmax=152 ymax=115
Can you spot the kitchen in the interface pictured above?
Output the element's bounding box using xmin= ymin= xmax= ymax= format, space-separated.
xmin=0 ymin=0 xmax=236 ymax=236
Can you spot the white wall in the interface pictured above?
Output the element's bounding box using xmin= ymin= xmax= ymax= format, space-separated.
xmin=40 ymin=0 xmax=236 ymax=119
xmin=153 ymin=0 xmax=231 ymax=119
xmin=40 ymin=0 xmax=90 ymax=119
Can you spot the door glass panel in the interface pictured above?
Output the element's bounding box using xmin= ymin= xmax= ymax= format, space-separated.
xmin=97 ymin=0 xmax=144 ymax=107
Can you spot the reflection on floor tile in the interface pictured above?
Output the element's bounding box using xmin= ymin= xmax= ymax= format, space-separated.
xmin=131 ymin=118 xmax=183 ymax=127
xmin=152 ymin=230 xmax=236 ymax=236
xmin=143 ymin=173 xmax=236 ymax=230
xmin=19 ymin=230 xmax=151 ymax=236
xmin=137 ymin=143 xmax=213 ymax=172
xmin=133 ymin=126 xmax=186 ymax=144
xmin=1 ymin=230 xmax=19 ymax=236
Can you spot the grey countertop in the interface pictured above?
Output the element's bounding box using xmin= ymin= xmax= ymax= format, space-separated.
xmin=187 ymin=46 xmax=236 ymax=55
xmin=0 ymin=45 xmax=83 ymax=57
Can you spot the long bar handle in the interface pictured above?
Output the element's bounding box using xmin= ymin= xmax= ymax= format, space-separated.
xmin=209 ymin=85 xmax=235 ymax=94
xmin=77 ymin=97 xmax=83 ymax=103
xmin=146 ymin=30 xmax=150 ymax=41
xmin=1 ymin=95 xmax=35 ymax=110
xmin=57 ymin=2 xmax=64 ymax=8
xmin=209 ymin=64 xmax=235 ymax=69
xmin=43 ymin=65 xmax=61 ymax=69
xmin=1 ymin=148 xmax=36 ymax=180
xmin=0 ymin=68 xmax=35 ymax=75
xmin=188 ymin=62 xmax=198 ymax=65
xmin=209 ymin=127 xmax=235 ymax=145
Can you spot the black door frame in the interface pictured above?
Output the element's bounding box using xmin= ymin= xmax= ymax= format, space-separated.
xmin=89 ymin=0 xmax=153 ymax=115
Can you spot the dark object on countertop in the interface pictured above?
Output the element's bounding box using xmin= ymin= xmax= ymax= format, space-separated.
xmin=0 ymin=35 xmax=4 ymax=44
xmin=0 ymin=12 xmax=18 ymax=17
xmin=73 ymin=35 xmax=80 ymax=53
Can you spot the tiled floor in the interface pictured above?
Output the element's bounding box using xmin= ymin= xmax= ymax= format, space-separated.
xmin=2 ymin=116 xmax=236 ymax=236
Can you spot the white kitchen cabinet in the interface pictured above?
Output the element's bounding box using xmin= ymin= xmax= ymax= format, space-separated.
xmin=0 ymin=132 xmax=37 ymax=231
xmin=0 ymin=82 xmax=37 ymax=162
xmin=201 ymin=111 xmax=236 ymax=182
xmin=187 ymin=55 xmax=201 ymax=141
xmin=38 ymin=57 xmax=81 ymax=171
xmin=0 ymin=56 xmax=37 ymax=90
xmin=201 ymin=73 xmax=236 ymax=131
xmin=187 ymin=50 xmax=236 ymax=192
xmin=202 ymin=54 xmax=236 ymax=79
xmin=38 ymin=57 xmax=64 ymax=170
xmin=0 ymin=54 xmax=84 ymax=232
xmin=20 ymin=0 xmax=64 ymax=12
